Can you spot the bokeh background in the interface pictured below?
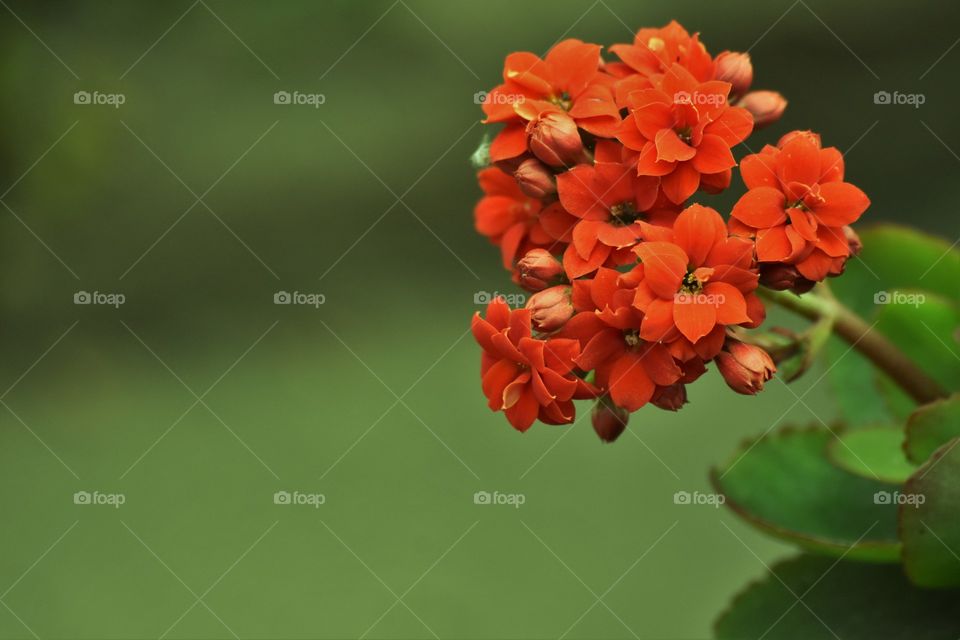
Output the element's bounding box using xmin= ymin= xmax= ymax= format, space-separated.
xmin=0 ymin=0 xmax=957 ymax=638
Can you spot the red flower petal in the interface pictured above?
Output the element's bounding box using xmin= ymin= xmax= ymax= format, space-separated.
xmin=660 ymin=161 xmax=700 ymax=204
xmin=706 ymin=282 xmax=750 ymax=325
xmin=545 ymin=39 xmax=601 ymax=98
xmin=504 ymin=384 xmax=539 ymax=431
xmin=655 ymin=129 xmax=696 ymax=163
xmin=704 ymin=106 xmax=754 ymax=146
xmin=563 ymin=241 xmax=610 ymax=278
xmin=634 ymin=241 xmax=687 ymax=298
xmin=692 ymin=134 xmax=736 ymax=174
xmin=814 ymin=182 xmax=870 ymax=226
xmin=673 ymin=204 xmax=725 ymax=266
xmin=755 ymin=225 xmax=794 ymax=262
xmin=777 ymin=134 xmax=821 ymax=186
xmin=482 ymin=359 xmax=522 ymax=410
xmin=608 ymin=351 xmax=656 ymax=411
xmin=557 ymin=165 xmax=607 ymax=220
xmin=731 ymin=187 xmax=787 ymax=228
xmin=489 ymin=123 xmax=528 ymax=162
xmin=740 ymin=153 xmax=779 ymax=190
xmin=640 ymin=343 xmax=682 ymax=385
xmin=639 ymin=297 xmax=677 ymax=341
xmin=673 ymin=295 xmax=717 ymax=342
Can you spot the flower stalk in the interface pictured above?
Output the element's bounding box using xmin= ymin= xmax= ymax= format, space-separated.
xmin=758 ymin=284 xmax=948 ymax=405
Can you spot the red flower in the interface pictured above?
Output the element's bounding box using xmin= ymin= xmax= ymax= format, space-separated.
xmin=556 ymin=141 xmax=676 ymax=277
xmin=482 ymin=39 xmax=620 ymax=163
xmin=617 ymin=64 xmax=754 ymax=204
xmin=472 ymin=298 xmax=595 ymax=431
xmin=730 ymin=131 xmax=870 ymax=281
xmin=631 ymin=205 xmax=762 ymax=351
xmin=559 ymin=268 xmax=682 ymax=411
xmin=609 ymin=21 xmax=715 ymax=83
xmin=474 ymin=167 xmax=576 ymax=268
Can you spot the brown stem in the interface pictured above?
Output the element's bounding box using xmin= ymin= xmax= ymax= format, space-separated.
xmin=760 ymin=286 xmax=949 ymax=405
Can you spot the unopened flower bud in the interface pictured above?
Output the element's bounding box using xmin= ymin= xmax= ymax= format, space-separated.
xmin=843 ymin=225 xmax=862 ymax=256
xmin=517 ymin=249 xmax=563 ymax=292
xmin=738 ymin=91 xmax=787 ymax=129
xmin=714 ymin=51 xmax=753 ymax=100
xmin=525 ymin=285 xmax=574 ymax=332
xmin=592 ymin=397 xmax=629 ymax=443
xmin=651 ymin=383 xmax=687 ymax=411
xmin=759 ymin=263 xmax=815 ymax=294
xmin=514 ymin=158 xmax=557 ymax=199
xmin=715 ymin=340 xmax=776 ymax=395
xmin=526 ymin=111 xmax=588 ymax=167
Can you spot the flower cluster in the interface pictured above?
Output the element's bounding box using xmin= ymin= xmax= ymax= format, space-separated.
xmin=471 ymin=21 xmax=868 ymax=439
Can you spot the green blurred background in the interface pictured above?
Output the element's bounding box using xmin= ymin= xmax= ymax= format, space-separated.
xmin=0 ymin=1 xmax=957 ymax=637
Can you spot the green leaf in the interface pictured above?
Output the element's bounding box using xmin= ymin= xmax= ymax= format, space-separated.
xmin=900 ymin=436 xmax=960 ymax=587
xmin=712 ymin=426 xmax=901 ymax=561
xmin=877 ymin=291 xmax=960 ymax=391
xmin=904 ymin=394 xmax=960 ymax=464
xmin=469 ymin=131 xmax=491 ymax=170
xmin=832 ymin=224 xmax=959 ymax=316
xmin=824 ymin=334 xmax=896 ymax=425
xmin=715 ymin=554 xmax=960 ymax=640
xmin=826 ymin=224 xmax=959 ymax=426
xmin=826 ymin=426 xmax=917 ymax=484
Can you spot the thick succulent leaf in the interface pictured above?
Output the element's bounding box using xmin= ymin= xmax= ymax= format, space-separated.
xmin=876 ymin=291 xmax=960 ymax=398
xmin=826 ymin=224 xmax=959 ymax=426
xmin=715 ymin=554 xmax=960 ymax=640
xmin=826 ymin=426 xmax=917 ymax=484
xmin=712 ymin=426 xmax=900 ymax=561
xmin=904 ymin=394 xmax=960 ymax=464
xmin=900 ymin=436 xmax=960 ymax=587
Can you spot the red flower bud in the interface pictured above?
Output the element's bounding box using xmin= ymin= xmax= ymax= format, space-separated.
xmin=517 ymin=249 xmax=564 ymax=292
xmin=759 ymin=263 xmax=815 ymax=294
xmin=526 ymin=111 xmax=588 ymax=167
xmin=651 ymin=383 xmax=687 ymax=411
xmin=843 ymin=225 xmax=862 ymax=256
xmin=514 ymin=158 xmax=557 ymax=199
xmin=715 ymin=340 xmax=776 ymax=395
xmin=525 ymin=285 xmax=574 ymax=332
xmin=592 ymin=397 xmax=629 ymax=443
xmin=714 ymin=51 xmax=753 ymax=100
xmin=738 ymin=91 xmax=787 ymax=129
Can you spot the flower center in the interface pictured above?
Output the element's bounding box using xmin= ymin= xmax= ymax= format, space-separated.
xmin=609 ymin=201 xmax=641 ymax=226
xmin=624 ymin=330 xmax=641 ymax=347
xmin=681 ymin=272 xmax=703 ymax=294
xmin=549 ymin=92 xmax=573 ymax=111
xmin=675 ymin=125 xmax=693 ymax=144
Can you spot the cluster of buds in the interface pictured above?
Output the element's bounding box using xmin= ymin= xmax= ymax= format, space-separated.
xmin=471 ymin=21 xmax=869 ymax=440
